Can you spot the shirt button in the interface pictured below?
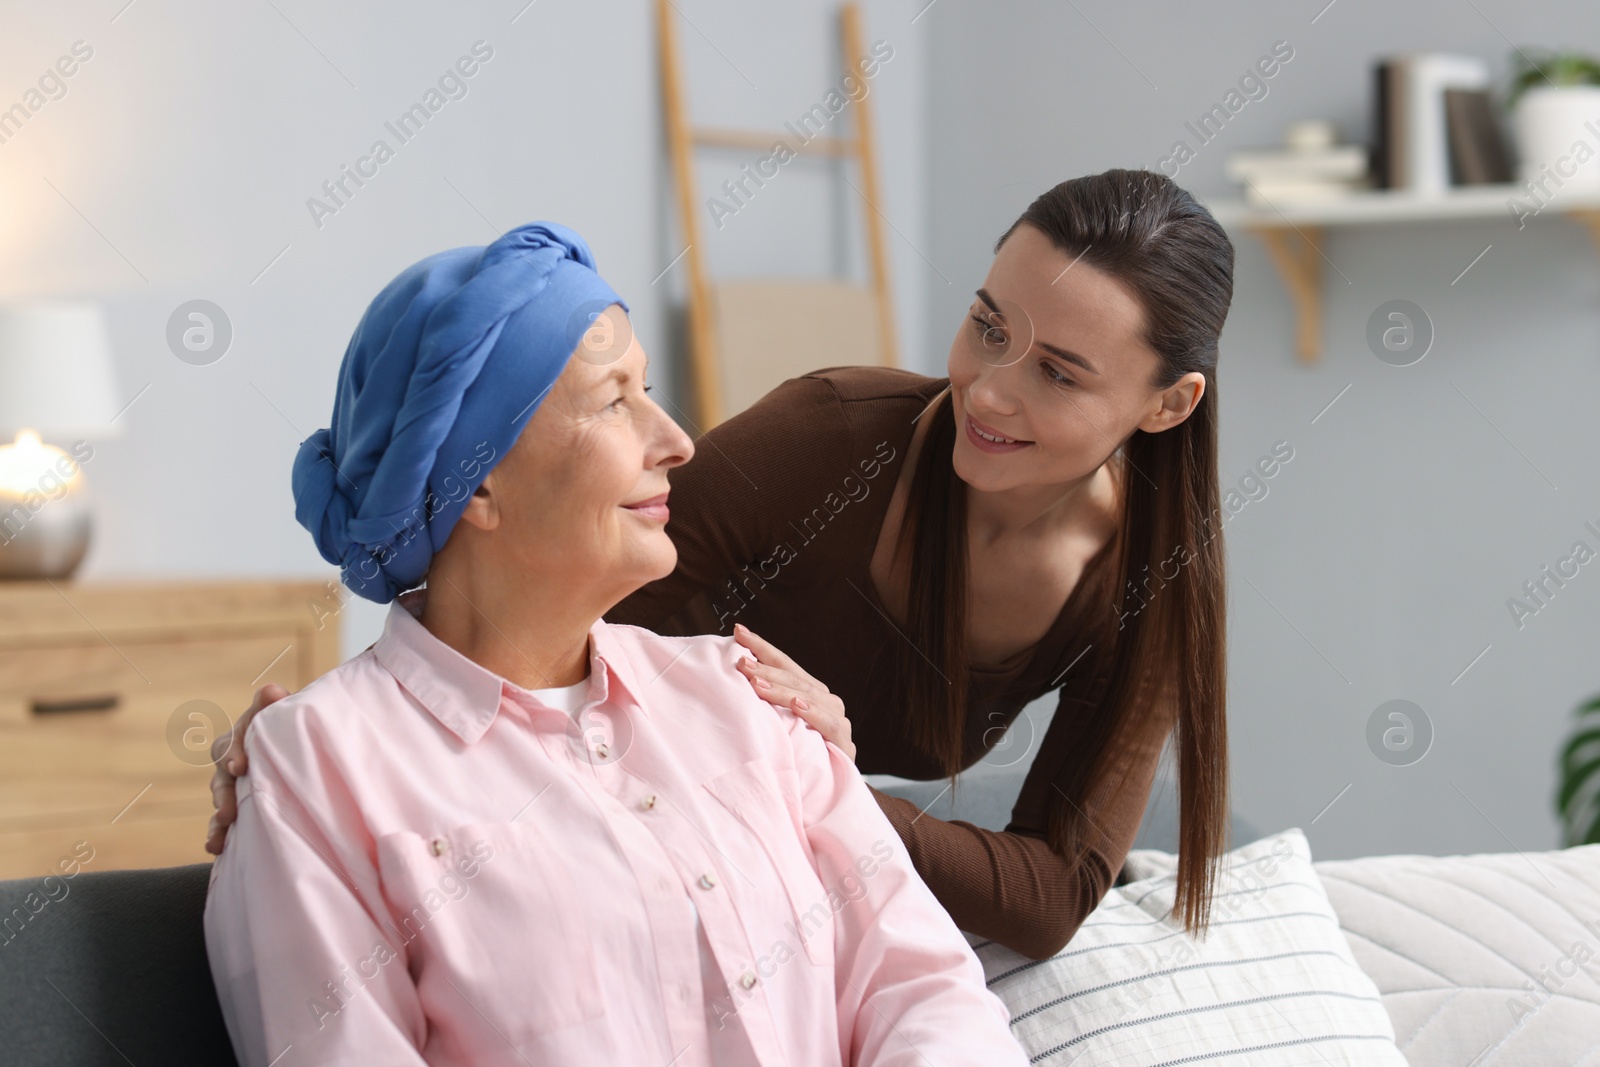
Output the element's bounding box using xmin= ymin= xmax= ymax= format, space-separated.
xmin=430 ymin=838 xmax=448 ymax=857
xmin=594 ymin=742 xmax=610 ymax=759
xmin=641 ymin=794 xmax=657 ymax=809
xmin=740 ymin=971 xmax=758 ymax=990
xmin=698 ymin=873 xmax=717 ymax=890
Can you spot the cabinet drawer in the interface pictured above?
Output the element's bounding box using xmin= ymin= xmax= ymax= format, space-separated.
xmin=0 ymin=578 xmax=341 ymax=878
xmin=0 ymin=630 xmax=304 ymax=872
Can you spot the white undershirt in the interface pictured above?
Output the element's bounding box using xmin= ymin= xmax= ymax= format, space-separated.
xmin=524 ymin=676 xmax=754 ymax=1061
xmin=526 ymin=677 xmax=589 ymax=716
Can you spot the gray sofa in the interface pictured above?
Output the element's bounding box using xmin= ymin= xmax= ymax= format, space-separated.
xmin=0 ymin=863 xmax=235 ymax=1066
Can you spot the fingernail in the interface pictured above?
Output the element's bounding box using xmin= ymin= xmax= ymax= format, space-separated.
xmin=756 ymin=678 xmax=771 ymax=689
xmin=794 ymin=698 xmax=809 ymax=710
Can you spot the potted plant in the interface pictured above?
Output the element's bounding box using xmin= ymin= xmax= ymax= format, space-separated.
xmin=1508 ymin=50 xmax=1600 ymax=187
xmin=1557 ymin=693 xmax=1600 ymax=846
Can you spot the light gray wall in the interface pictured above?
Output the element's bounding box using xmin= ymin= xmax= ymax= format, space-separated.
xmin=7 ymin=0 xmax=1592 ymax=864
xmin=925 ymin=0 xmax=1600 ymax=860
xmin=1 ymin=0 xmax=927 ymax=659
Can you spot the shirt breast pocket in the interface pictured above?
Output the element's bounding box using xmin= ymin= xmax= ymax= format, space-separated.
xmin=375 ymin=821 xmax=604 ymax=1043
xmin=701 ymin=757 xmax=833 ymax=967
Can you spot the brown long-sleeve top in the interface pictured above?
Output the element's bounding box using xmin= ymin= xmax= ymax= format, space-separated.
xmin=605 ymin=366 xmax=1167 ymax=959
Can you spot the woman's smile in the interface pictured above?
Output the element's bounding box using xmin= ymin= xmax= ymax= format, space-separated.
xmin=964 ymin=414 xmax=1033 ymax=453
xmin=621 ymin=491 xmax=670 ymax=521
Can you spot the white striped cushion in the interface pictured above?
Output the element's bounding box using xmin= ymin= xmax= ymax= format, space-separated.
xmin=968 ymin=829 xmax=1409 ymax=1065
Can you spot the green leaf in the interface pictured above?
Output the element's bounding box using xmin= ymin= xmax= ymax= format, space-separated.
xmin=1556 ymin=754 xmax=1600 ymax=815
xmin=1555 ymin=693 xmax=1600 ymax=843
xmin=1506 ymin=48 xmax=1600 ymax=106
xmin=1559 ymin=727 xmax=1600 ymax=772
xmin=1579 ymin=803 xmax=1600 ymax=848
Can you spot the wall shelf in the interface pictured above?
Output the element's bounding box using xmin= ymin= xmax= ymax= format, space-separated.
xmin=1203 ymin=184 xmax=1600 ymax=363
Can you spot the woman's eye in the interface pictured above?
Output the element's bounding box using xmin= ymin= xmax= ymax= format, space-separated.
xmin=611 ymin=384 xmax=653 ymax=410
xmin=970 ymin=313 xmax=1007 ymax=347
xmin=1041 ymin=360 xmax=1075 ymax=388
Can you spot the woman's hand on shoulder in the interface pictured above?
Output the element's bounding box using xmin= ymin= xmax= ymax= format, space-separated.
xmin=204 ymin=684 xmax=292 ymax=855
xmin=732 ymin=624 xmax=855 ymax=762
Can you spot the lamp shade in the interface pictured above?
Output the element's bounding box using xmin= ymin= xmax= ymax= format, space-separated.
xmin=0 ymin=300 xmax=122 ymax=441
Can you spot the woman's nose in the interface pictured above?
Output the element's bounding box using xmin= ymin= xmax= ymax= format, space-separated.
xmin=968 ymin=362 xmax=1020 ymax=417
xmin=654 ymin=403 xmax=694 ymax=467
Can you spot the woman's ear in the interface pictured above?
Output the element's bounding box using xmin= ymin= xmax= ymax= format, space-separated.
xmin=1138 ymin=372 xmax=1205 ymax=434
xmin=457 ymin=473 xmax=502 ymax=532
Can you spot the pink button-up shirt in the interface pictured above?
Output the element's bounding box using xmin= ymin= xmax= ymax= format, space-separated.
xmin=204 ymin=588 xmax=1027 ymax=1067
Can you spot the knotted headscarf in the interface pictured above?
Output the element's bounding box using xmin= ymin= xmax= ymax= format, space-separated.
xmin=291 ymin=221 xmax=629 ymax=603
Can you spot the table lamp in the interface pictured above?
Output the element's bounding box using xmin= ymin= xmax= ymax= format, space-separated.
xmin=0 ymin=300 xmax=121 ymax=579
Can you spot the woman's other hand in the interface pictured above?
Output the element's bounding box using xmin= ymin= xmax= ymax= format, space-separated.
xmin=733 ymin=623 xmax=855 ymax=762
xmin=205 ymin=684 xmax=291 ymax=855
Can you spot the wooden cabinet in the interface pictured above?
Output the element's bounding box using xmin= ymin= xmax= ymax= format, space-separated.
xmin=0 ymin=579 xmax=343 ymax=878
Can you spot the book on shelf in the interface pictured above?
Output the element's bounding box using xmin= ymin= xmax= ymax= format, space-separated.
xmin=1226 ymin=121 xmax=1372 ymax=207
xmin=1242 ymin=178 xmax=1370 ymax=208
xmin=1225 ymin=144 xmax=1367 ymax=183
xmin=1443 ymin=88 xmax=1513 ymax=184
xmin=1373 ymin=53 xmax=1508 ymax=193
xmin=1373 ymin=60 xmax=1395 ymax=188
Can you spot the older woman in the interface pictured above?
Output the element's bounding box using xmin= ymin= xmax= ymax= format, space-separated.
xmin=202 ymin=222 xmax=1026 ymax=1067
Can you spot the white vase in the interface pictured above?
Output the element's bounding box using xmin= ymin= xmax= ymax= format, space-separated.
xmin=1511 ymin=85 xmax=1600 ymax=187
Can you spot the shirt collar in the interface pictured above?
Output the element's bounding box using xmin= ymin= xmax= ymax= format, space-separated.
xmin=372 ymin=587 xmax=646 ymax=745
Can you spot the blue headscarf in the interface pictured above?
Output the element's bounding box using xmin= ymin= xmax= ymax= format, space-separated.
xmin=291 ymin=221 xmax=628 ymax=604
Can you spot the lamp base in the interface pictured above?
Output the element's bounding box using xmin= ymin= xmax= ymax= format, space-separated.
xmin=0 ymin=494 xmax=91 ymax=579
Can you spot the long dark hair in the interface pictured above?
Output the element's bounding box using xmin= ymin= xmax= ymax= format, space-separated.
xmin=890 ymin=168 xmax=1233 ymax=935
